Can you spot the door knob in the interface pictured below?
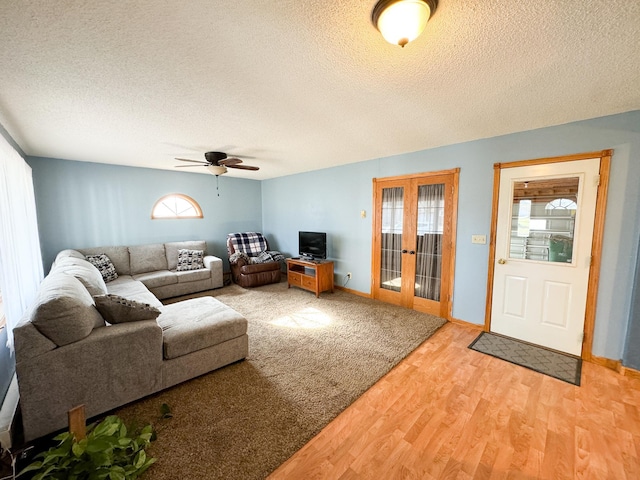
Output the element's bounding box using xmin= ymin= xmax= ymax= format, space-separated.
xmin=409 ymin=250 xmax=416 ymax=255
xmin=401 ymin=249 xmax=408 ymax=254
xmin=498 ymin=258 xmax=506 ymax=264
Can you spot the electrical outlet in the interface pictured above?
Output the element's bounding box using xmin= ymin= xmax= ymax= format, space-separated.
xmin=347 ymin=272 xmax=352 ymax=279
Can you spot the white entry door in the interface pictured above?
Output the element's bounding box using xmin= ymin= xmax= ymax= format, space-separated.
xmin=490 ymin=158 xmax=601 ymax=355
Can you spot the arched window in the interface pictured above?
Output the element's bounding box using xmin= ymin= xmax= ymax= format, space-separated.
xmin=152 ymin=194 xmax=203 ymax=219
xmin=545 ymin=198 xmax=577 ymax=211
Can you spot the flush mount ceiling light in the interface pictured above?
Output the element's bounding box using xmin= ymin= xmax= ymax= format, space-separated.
xmin=371 ymin=0 xmax=438 ymax=47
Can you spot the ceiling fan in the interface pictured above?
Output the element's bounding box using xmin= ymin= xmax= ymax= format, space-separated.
xmin=174 ymin=151 xmax=259 ymax=175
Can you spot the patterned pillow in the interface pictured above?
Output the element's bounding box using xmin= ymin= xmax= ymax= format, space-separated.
xmin=93 ymin=294 xmax=161 ymax=324
xmin=85 ymin=254 xmax=118 ymax=282
xmin=176 ymin=249 xmax=204 ymax=271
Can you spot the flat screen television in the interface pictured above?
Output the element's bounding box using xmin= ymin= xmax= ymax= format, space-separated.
xmin=299 ymin=231 xmax=327 ymax=260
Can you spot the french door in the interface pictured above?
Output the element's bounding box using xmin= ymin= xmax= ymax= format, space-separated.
xmin=372 ymin=169 xmax=458 ymax=318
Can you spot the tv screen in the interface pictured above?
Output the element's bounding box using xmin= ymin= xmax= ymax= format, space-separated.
xmin=299 ymin=231 xmax=327 ymax=260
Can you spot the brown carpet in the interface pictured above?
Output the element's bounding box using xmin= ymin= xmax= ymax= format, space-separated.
xmin=115 ymin=280 xmax=446 ymax=480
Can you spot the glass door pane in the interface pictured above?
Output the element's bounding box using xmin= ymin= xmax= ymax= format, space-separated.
xmin=380 ymin=187 xmax=404 ymax=292
xmin=509 ymin=177 xmax=579 ymax=263
xmin=414 ymin=184 xmax=444 ymax=300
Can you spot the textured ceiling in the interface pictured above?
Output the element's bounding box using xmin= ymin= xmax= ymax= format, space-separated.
xmin=0 ymin=0 xmax=639 ymax=180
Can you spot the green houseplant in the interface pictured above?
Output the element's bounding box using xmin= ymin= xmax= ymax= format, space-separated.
xmin=17 ymin=415 xmax=156 ymax=480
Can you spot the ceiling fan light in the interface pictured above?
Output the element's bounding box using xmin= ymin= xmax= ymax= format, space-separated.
xmin=372 ymin=0 xmax=437 ymax=47
xmin=206 ymin=165 xmax=227 ymax=176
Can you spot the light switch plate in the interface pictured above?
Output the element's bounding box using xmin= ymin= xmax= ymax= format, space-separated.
xmin=472 ymin=234 xmax=487 ymax=244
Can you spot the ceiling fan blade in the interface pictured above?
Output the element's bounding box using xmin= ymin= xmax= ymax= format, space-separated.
xmin=227 ymin=164 xmax=259 ymax=171
xmin=212 ymin=146 xmax=256 ymax=159
xmin=175 ymin=158 xmax=206 ymax=164
xmin=219 ymin=157 xmax=243 ymax=166
xmin=174 ymin=164 xmax=207 ymax=168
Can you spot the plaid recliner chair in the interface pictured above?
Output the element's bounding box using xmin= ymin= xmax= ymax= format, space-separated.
xmin=226 ymin=232 xmax=284 ymax=287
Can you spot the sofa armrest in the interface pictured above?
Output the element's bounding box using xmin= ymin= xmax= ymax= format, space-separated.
xmin=16 ymin=320 xmax=163 ymax=441
xmin=204 ymin=255 xmax=224 ymax=288
xmin=204 ymin=255 xmax=222 ymax=270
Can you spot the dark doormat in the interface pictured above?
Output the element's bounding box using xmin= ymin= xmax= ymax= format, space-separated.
xmin=469 ymin=331 xmax=582 ymax=386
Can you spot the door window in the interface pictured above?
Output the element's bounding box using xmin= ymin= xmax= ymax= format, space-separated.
xmin=509 ymin=177 xmax=579 ymax=263
xmin=380 ymin=187 xmax=404 ymax=292
xmin=414 ymin=184 xmax=444 ymax=300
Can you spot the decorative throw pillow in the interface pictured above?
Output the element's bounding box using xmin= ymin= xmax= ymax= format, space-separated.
xmin=93 ymin=294 xmax=161 ymax=324
xmin=176 ymin=249 xmax=204 ymax=271
xmin=85 ymin=254 xmax=119 ymax=282
xmin=229 ymin=252 xmax=250 ymax=265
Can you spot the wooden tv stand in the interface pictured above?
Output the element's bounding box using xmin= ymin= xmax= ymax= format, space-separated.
xmin=286 ymin=258 xmax=334 ymax=297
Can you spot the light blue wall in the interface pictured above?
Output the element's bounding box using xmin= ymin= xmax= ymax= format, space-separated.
xmin=27 ymin=157 xmax=263 ymax=271
xmin=624 ymin=236 xmax=640 ymax=369
xmin=263 ymin=111 xmax=640 ymax=361
xmin=19 ymin=111 xmax=640 ymax=363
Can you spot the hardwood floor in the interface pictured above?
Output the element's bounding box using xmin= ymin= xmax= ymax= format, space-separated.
xmin=268 ymin=323 xmax=640 ymax=479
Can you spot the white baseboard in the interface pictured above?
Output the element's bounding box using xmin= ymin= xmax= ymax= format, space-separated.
xmin=0 ymin=373 xmax=18 ymax=451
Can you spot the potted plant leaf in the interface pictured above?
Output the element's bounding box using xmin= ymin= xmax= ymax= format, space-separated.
xmin=17 ymin=415 xmax=156 ymax=480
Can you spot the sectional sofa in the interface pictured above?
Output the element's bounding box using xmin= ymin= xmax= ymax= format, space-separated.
xmin=14 ymin=240 xmax=248 ymax=441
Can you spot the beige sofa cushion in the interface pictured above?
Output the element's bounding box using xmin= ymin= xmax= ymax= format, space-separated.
xmin=176 ymin=269 xmax=210 ymax=283
xmin=78 ymin=246 xmax=131 ymax=275
xmin=29 ymin=272 xmax=105 ymax=346
xmin=132 ymin=270 xmax=177 ymax=289
xmin=105 ymin=276 xmax=163 ymax=308
xmin=129 ymin=243 xmax=167 ymax=274
xmin=158 ymin=297 xmax=247 ymax=360
xmin=52 ymin=249 xmax=85 ymax=267
xmin=53 ymin=257 xmax=108 ymax=296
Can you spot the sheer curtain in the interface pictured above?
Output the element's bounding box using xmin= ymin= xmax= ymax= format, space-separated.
xmin=0 ymin=136 xmax=43 ymax=350
xmin=380 ymin=187 xmax=404 ymax=292
xmin=415 ymin=184 xmax=444 ymax=300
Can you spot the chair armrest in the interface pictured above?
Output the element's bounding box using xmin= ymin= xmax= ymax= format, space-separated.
xmin=231 ymin=257 xmax=249 ymax=268
xmin=239 ymin=261 xmax=281 ymax=274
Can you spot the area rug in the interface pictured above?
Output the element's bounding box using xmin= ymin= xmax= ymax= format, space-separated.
xmin=114 ymin=281 xmax=446 ymax=480
xmin=468 ymin=331 xmax=582 ymax=385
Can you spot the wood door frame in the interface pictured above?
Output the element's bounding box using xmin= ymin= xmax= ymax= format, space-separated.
xmin=371 ymin=168 xmax=459 ymax=320
xmin=484 ymin=150 xmax=612 ymax=360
